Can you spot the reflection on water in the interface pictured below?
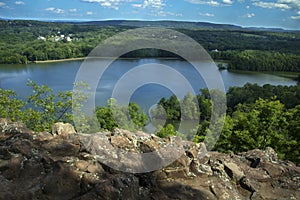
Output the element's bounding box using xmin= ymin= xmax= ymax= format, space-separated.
xmin=0 ymin=59 xmax=297 ymax=106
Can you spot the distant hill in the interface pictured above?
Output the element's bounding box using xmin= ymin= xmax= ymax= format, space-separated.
xmin=247 ymin=27 xmax=287 ymax=32
xmin=0 ymin=18 xmax=296 ymax=32
xmin=64 ymin=20 xmax=293 ymax=32
xmin=70 ymin=20 xmax=243 ymax=30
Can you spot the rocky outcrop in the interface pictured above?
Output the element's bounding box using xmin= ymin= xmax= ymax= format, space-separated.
xmin=0 ymin=118 xmax=299 ymax=200
xmin=52 ymin=122 xmax=76 ymax=136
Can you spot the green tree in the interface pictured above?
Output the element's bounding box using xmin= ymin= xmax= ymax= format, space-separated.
xmin=214 ymin=98 xmax=289 ymax=159
xmin=253 ymin=98 xmax=286 ymax=150
xmin=95 ymin=106 xmax=117 ymax=131
xmin=128 ymin=102 xmax=148 ymax=127
xmin=0 ymin=88 xmax=25 ymax=121
xmin=95 ymin=99 xmax=148 ymax=132
xmin=24 ymin=80 xmax=73 ymax=131
xmin=181 ymin=92 xmax=199 ymax=120
xmin=285 ymin=106 xmax=300 ymax=163
xmin=156 ymin=124 xmax=178 ymax=138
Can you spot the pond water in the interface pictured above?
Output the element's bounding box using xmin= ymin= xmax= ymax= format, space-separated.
xmin=0 ymin=58 xmax=297 ymax=112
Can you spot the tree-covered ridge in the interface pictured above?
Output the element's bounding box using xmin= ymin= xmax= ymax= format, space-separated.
xmin=1 ymin=19 xmax=300 ymax=72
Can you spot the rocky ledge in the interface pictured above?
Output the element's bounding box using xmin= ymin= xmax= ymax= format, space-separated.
xmin=0 ymin=119 xmax=299 ymax=200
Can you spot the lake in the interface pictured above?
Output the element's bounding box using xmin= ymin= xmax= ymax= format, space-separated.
xmin=0 ymin=58 xmax=297 ymax=113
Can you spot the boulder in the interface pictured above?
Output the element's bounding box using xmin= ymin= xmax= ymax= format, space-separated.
xmin=224 ymin=162 xmax=245 ymax=181
xmin=51 ymin=122 xmax=76 ymax=136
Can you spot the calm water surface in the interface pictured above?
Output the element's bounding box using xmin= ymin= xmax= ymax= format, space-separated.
xmin=0 ymin=59 xmax=297 ymax=111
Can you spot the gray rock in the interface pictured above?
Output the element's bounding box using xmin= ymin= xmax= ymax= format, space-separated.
xmin=51 ymin=122 xmax=76 ymax=136
xmin=0 ymin=119 xmax=299 ymax=200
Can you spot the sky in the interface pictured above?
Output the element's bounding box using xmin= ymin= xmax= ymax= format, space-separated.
xmin=0 ymin=0 xmax=299 ymax=29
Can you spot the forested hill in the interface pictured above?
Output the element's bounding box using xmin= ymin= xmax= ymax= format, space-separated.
xmin=70 ymin=20 xmax=244 ymax=30
xmin=2 ymin=19 xmax=294 ymax=31
xmin=1 ymin=19 xmax=300 ymax=72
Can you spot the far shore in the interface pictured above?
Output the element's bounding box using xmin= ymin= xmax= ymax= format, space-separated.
xmin=33 ymin=57 xmax=86 ymax=64
xmin=32 ymin=56 xmax=181 ymax=64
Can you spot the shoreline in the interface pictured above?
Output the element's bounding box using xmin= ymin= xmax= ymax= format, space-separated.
xmin=33 ymin=57 xmax=86 ymax=64
xmin=32 ymin=57 xmax=181 ymax=64
xmin=227 ymin=69 xmax=300 ymax=80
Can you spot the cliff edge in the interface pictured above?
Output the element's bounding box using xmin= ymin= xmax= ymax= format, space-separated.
xmin=0 ymin=119 xmax=299 ymax=200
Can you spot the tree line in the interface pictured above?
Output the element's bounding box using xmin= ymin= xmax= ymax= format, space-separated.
xmin=1 ymin=20 xmax=300 ymax=73
xmin=211 ymin=50 xmax=300 ymax=72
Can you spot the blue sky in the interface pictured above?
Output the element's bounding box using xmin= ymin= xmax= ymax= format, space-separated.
xmin=0 ymin=0 xmax=299 ymax=29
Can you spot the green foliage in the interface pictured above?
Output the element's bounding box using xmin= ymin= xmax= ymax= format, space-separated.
xmin=0 ymin=20 xmax=125 ymax=64
xmin=95 ymin=106 xmax=117 ymax=132
xmin=285 ymin=106 xmax=300 ymax=163
xmin=156 ymin=124 xmax=178 ymax=138
xmin=24 ymin=80 xmax=73 ymax=131
xmin=213 ymin=98 xmax=298 ymax=163
xmin=152 ymin=93 xmax=201 ymax=121
xmin=181 ymin=92 xmax=200 ymax=120
xmin=0 ymin=89 xmax=25 ymax=121
xmin=1 ymin=20 xmax=300 ymax=73
xmin=128 ymin=102 xmax=148 ymax=128
xmin=154 ymin=86 xmax=300 ymax=164
xmin=0 ymin=80 xmax=73 ymax=132
xmin=227 ymin=83 xmax=300 ymax=111
xmin=71 ymin=82 xmax=98 ymax=133
xmin=227 ymin=50 xmax=300 ymax=72
xmin=95 ymin=99 xmax=148 ymax=132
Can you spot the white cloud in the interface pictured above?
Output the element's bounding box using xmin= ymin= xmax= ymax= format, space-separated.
xmin=143 ymin=0 xmax=165 ymax=9
xmin=45 ymin=7 xmax=65 ymax=14
xmin=156 ymin=11 xmax=171 ymax=16
xmin=54 ymin=8 xmax=64 ymax=14
xmin=208 ymin=0 xmax=220 ymax=6
xmin=0 ymin=2 xmax=6 ymax=7
xmin=185 ymin=0 xmax=235 ymax=6
xmin=69 ymin=8 xmax=77 ymax=12
xmin=45 ymin=7 xmax=55 ymax=11
xmin=246 ymin=5 xmax=250 ymax=9
xmin=101 ymin=1 xmax=112 ymax=7
xmin=222 ymin=0 xmax=233 ymax=4
xmin=15 ymin=1 xmax=25 ymax=5
xmin=152 ymin=10 xmax=182 ymax=17
xmin=86 ymin=11 xmax=94 ymax=15
xmin=82 ymin=0 xmax=166 ymax=12
xmin=278 ymin=0 xmax=300 ymax=9
xmin=252 ymin=0 xmax=300 ymax=10
xmin=132 ymin=4 xmax=143 ymax=8
xmin=291 ymin=15 xmax=300 ymax=19
xmin=253 ymin=2 xmax=290 ymax=9
xmin=82 ymin=0 xmax=131 ymax=10
xmin=246 ymin=13 xmax=255 ymax=18
xmin=185 ymin=0 xmax=206 ymax=3
xmin=199 ymin=12 xmax=215 ymax=17
xmin=131 ymin=0 xmax=166 ymax=10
